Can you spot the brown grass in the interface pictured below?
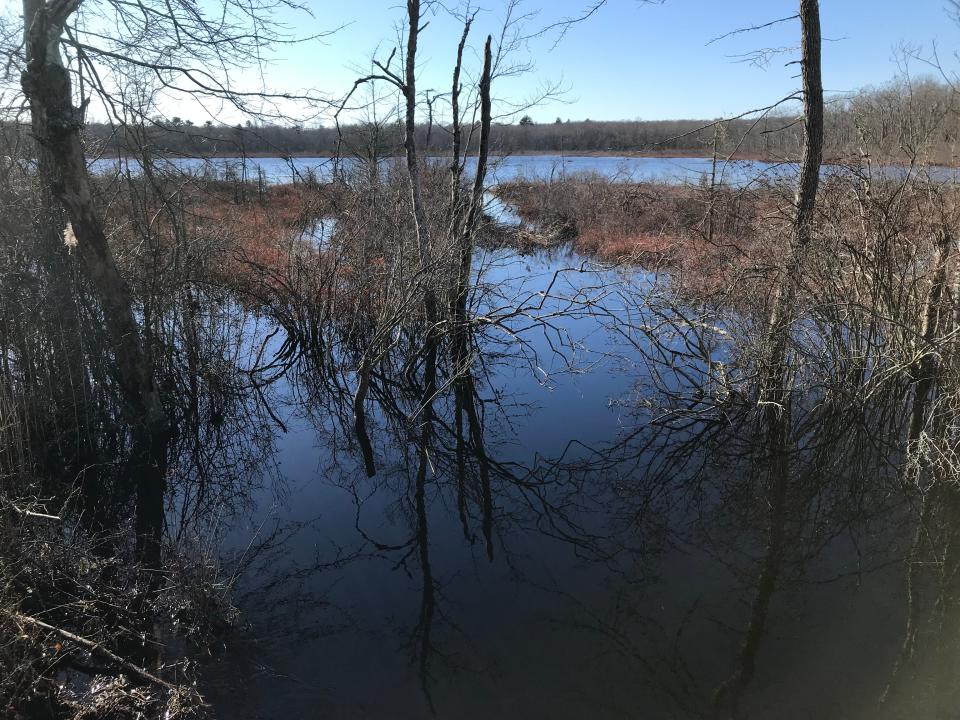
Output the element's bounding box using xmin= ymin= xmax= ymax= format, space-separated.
xmin=494 ymin=171 xmax=960 ymax=307
xmin=493 ymin=176 xmax=782 ymax=296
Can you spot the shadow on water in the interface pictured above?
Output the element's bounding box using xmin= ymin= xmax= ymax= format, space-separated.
xmin=11 ymin=154 xmax=960 ymax=719
xmin=132 ymin=236 xmax=957 ymax=720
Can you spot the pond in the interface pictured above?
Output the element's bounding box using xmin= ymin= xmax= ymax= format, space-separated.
xmin=165 ymin=233 xmax=924 ymax=719
xmin=62 ymin=152 xmax=953 ymax=719
xmin=90 ymin=153 xmax=802 ymax=187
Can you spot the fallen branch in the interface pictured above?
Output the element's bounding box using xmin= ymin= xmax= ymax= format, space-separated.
xmin=9 ymin=505 xmax=62 ymax=522
xmin=4 ymin=610 xmax=177 ymax=692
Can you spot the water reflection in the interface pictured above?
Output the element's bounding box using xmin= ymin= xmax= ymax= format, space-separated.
xmin=10 ymin=174 xmax=951 ymax=716
xmin=142 ymin=228 xmax=952 ymax=720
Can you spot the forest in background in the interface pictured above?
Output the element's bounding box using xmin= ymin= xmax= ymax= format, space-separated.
xmin=1 ymin=77 xmax=952 ymax=162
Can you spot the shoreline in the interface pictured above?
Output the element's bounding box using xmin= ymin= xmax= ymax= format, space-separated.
xmin=90 ymin=149 xmax=792 ymax=162
xmin=88 ymin=148 xmax=960 ymax=168
xmin=92 ymin=149 xmax=771 ymax=160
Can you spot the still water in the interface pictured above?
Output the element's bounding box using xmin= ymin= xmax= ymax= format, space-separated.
xmin=90 ymin=153 xmax=799 ymax=186
xmin=181 ymin=264 xmax=920 ymax=718
xmin=139 ymin=155 xmax=950 ymax=718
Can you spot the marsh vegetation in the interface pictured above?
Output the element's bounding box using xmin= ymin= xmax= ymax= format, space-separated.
xmin=4 ymin=1 xmax=960 ymax=719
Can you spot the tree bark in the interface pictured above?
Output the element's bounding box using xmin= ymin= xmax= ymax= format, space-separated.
xmin=446 ymin=14 xmax=474 ymax=240
xmin=450 ymin=36 xmax=494 ymax=560
xmin=714 ymin=2 xmax=822 ymax=715
xmin=403 ymin=0 xmax=435 ymax=320
xmin=21 ymin=0 xmax=169 ymax=565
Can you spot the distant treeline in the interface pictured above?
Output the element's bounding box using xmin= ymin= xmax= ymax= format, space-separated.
xmin=75 ymin=116 xmax=825 ymax=159
xmin=7 ymin=79 xmax=959 ymax=162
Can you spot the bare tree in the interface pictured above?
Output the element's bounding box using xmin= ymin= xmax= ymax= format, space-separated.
xmin=20 ymin=0 xmax=169 ymax=564
xmin=713 ymin=0 xmax=823 ymax=714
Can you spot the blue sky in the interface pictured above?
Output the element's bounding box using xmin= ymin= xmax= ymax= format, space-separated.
xmin=7 ymin=0 xmax=954 ymax=124
xmin=244 ymin=0 xmax=960 ymax=125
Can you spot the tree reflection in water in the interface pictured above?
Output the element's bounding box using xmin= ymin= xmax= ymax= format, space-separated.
xmin=171 ymin=226 xmax=960 ymax=719
xmin=13 ymin=168 xmax=954 ymax=718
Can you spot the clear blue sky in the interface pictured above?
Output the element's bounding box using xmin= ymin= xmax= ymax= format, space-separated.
xmin=24 ymin=0 xmax=958 ymax=124
xmin=246 ymin=0 xmax=960 ymax=125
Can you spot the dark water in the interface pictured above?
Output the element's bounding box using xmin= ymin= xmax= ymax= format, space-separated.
xmin=114 ymin=154 xmax=957 ymax=718
xmin=199 ymin=249 xmax=647 ymax=717
xmin=161 ymin=242 xmax=931 ymax=720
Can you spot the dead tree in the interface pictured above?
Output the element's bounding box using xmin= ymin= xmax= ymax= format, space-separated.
xmin=447 ymin=13 xmax=474 ymax=232
xmin=713 ymin=1 xmax=823 ymax=714
xmin=451 ymin=35 xmax=494 ymax=559
xmin=403 ymin=0 xmax=438 ymax=326
xmin=16 ymin=0 xmax=315 ymax=562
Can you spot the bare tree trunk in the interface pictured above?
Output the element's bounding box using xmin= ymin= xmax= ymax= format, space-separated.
xmin=714 ymin=2 xmax=822 ymax=715
xmin=403 ymin=0 xmax=436 ymax=325
xmin=446 ymin=14 xmax=474 ymax=238
xmin=906 ymin=229 xmax=954 ymax=450
xmin=402 ymin=7 xmax=438 ymax=707
xmin=21 ymin=0 xmax=169 ymax=565
xmin=450 ymin=36 xmax=491 ymax=327
xmin=448 ymin=36 xmax=494 ymax=559
xmin=458 ymin=35 xmax=493 ymax=278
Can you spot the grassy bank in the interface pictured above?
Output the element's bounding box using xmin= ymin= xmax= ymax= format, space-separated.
xmin=491 ymin=171 xmax=960 ymax=303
